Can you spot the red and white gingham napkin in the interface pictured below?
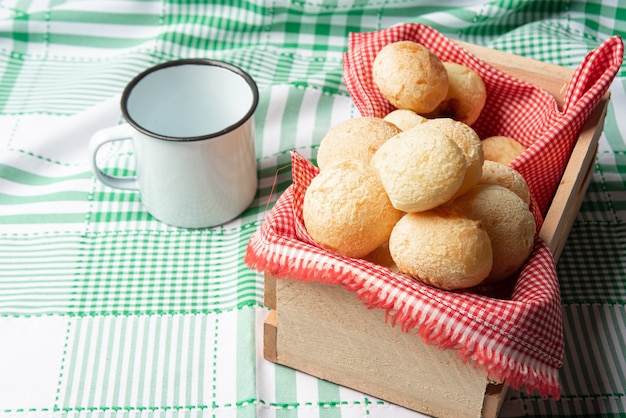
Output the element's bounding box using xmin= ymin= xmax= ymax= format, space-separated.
xmin=246 ymin=25 xmax=623 ymax=398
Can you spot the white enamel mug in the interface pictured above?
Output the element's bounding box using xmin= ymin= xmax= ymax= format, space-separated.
xmin=89 ymin=59 xmax=259 ymax=228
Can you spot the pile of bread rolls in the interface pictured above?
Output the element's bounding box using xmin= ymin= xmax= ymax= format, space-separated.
xmin=303 ymin=40 xmax=534 ymax=291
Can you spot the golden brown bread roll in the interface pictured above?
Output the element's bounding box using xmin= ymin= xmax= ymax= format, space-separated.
xmin=422 ymin=118 xmax=483 ymax=198
xmin=453 ymin=184 xmax=536 ymax=282
xmin=383 ymin=109 xmax=427 ymax=131
xmin=426 ymin=62 xmax=487 ymax=125
xmin=482 ymin=135 xmax=526 ymax=165
xmin=363 ymin=242 xmax=399 ymax=272
xmin=315 ymin=117 xmax=401 ymax=170
xmin=479 ymin=160 xmax=531 ymax=205
xmin=389 ymin=205 xmax=492 ymax=290
xmin=370 ymin=124 xmax=466 ymax=212
xmin=373 ymin=41 xmax=448 ymax=114
xmin=303 ymin=160 xmax=403 ymax=259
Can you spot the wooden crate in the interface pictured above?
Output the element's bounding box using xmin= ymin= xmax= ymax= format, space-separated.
xmin=263 ymin=43 xmax=611 ymax=418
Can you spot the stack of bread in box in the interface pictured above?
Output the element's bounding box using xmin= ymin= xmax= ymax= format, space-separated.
xmin=304 ymin=40 xmax=535 ymax=290
xmin=246 ymin=25 xmax=621 ymax=410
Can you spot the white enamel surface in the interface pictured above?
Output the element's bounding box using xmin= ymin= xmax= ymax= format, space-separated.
xmin=89 ymin=61 xmax=258 ymax=228
xmin=126 ymin=64 xmax=255 ymax=138
xmin=131 ymin=119 xmax=257 ymax=228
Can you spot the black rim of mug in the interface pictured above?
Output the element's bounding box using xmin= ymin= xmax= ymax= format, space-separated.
xmin=121 ymin=58 xmax=260 ymax=142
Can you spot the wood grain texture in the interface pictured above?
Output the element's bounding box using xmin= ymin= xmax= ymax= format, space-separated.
xmin=274 ymin=278 xmax=489 ymax=417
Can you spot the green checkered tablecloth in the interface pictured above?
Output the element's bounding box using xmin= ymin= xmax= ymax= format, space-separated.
xmin=0 ymin=1 xmax=624 ymax=417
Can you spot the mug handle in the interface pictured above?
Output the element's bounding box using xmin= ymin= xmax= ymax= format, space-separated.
xmin=89 ymin=124 xmax=139 ymax=190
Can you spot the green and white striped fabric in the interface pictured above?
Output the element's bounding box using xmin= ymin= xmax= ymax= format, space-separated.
xmin=0 ymin=1 xmax=624 ymax=416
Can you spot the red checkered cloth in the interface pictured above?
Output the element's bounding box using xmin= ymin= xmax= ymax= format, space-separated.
xmin=245 ymin=25 xmax=623 ymax=399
